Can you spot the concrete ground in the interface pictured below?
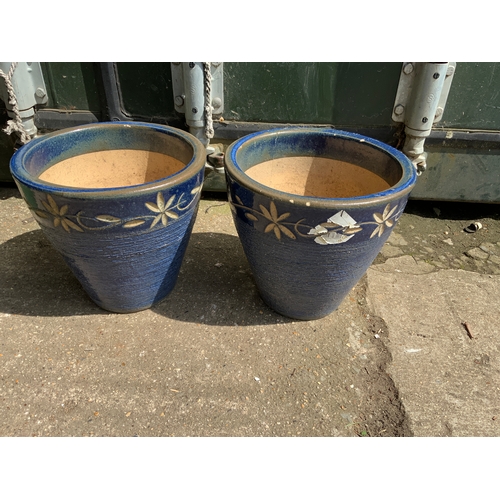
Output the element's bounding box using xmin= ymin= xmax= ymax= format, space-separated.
xmin=1 ymin=183 xmax=499 ymax=437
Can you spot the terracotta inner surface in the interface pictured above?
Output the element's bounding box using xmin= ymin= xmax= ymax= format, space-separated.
xmin=39 ymin=149 xmax=186 ymax=188
xmin=245 ymin=156 xmax=392 ymax=198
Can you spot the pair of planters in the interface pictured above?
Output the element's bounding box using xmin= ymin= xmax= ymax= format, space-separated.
xmin=10 ymin=122 xmax=416 ymax=320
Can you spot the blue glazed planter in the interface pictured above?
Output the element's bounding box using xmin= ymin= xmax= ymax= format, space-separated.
xmin=225 ymin=127 xmax=417 ymax=320
xmin=10 ymin=122 xmax=205 ymax=313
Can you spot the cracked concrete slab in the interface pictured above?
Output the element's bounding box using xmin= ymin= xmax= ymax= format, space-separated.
xmin=367 ymin=258 xmax=500 ymax=436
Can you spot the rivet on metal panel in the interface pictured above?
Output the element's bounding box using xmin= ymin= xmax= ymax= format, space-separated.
xmin=403 ymin=63 xmax=414 ymax=75
xmin=212 ymin=97 xmax=222 ymax=109
xmin=189 ymin=62 xmax=195 ymax=69
xmin=422 ymin=117 xmax=428 ymax=123
xmin=192 ymin=107 xmax=198 ymax=114
xmin=174 ymin=95 xmax=185 ymax=107
xmin=35 ymin=87 xmax=46 ymax=99
xmin=435 ymin=107 xmax=444 ymax=118
xmin=394 ymin=104 xmax=404 ymax=116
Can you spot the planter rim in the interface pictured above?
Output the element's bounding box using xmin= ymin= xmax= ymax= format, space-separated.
xmin=225 ymin=127 xmax=417 ymax=209
xmin=10 ymin=121 xmax=205 ymax=199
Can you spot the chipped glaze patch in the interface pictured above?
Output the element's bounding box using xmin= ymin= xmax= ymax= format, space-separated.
xmin=231 ymin=196 xmax=403 ymax=244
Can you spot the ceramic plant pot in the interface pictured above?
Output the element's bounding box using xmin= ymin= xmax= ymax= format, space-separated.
xmin=10 ymin=122 xmax=205 ymax=313
xmin=225 ymin=127 xmax=417 ymax=320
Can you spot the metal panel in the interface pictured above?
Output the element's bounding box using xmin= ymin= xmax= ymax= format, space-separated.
xmin=222 ymin=62 xmax=401 ymax=126
xmin=115 ymin=62 xmax=177 ymax=122
xmin=437 ymin=62 xmax=500 ymax=130
xmin=413 ymin=145 xmax=500 ymax=202
xmin=40 ymin=62 xmax=102 ymax=112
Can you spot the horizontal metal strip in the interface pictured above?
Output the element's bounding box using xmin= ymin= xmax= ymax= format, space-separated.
xmin=32 ymin=113 xmax=500 ymax=150
xmin=35 ymin=110 xmax=101 ymax=130
xmin=35 ymin=110 xmax=182 ymax=131
xmin=214 ymin=121 xmax=500 ymax=150
xmin=213 ymin=121 xmax=400 ymax=143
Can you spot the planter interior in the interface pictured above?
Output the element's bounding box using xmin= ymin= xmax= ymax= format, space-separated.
xmin=24 ymin=123 xmax=196 ymax=188
xmin=232 ymin=130 xmax=406 ymax=199
xmin=39 ymin=149 xmax=187 ymax=188
xmin=246 ymin=156 xmax=395 ymax=198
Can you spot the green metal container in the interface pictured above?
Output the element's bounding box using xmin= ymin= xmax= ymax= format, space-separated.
xmin=1 ymin=62 xmax=499 ymax=202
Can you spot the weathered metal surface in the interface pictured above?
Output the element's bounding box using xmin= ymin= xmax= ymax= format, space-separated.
xmin=1 ymin=62 xmax=500 ymax=201
xmin=115 ymin=62 xmax=177 ymax=121
xmin=412 ymin=145 xmax=500 ymax=202
xmin=438 ymin=62 xmax=500 ymax=130
xmin=39 ymin=62 xmax=102 ymax=113
xmin=222 ymin=62 xmax=401 ymax=126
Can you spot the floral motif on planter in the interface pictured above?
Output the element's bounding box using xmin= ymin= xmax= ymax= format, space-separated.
xmin=231 ymin=195 xmax=403 ymax=245
xmin=30 ymin=184 xmax=203 ymax=233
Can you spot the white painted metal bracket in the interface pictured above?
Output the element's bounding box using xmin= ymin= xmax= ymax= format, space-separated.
xmin=171 ymin=62 xmax=224 ymax=128
xmin=392 ymin=62 xmax=456 ymax=174
xmin=0 ymin=62 xmax=48 ymax=140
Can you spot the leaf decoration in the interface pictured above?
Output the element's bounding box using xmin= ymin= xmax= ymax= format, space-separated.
xmin=150 ymin=215 xmax=161 ymax=229
xmin=95 ymin=215 xmax=121 ymax=223
xmin=42 ymin=200 xmax=53 ymax=213
xmin=260 ymin=204 xmax=272 ymax=221
xmin=279 ymin=225 xmax=296 ymax=240
xmin=157 ymin=192 xmax=165 ymax=211
xmin=343 ymin=226 xmax=363 ymax=235
xmin=47 ymin=194 xmax=59 ymax=213
xmin=269 ymin=201 xmax=278 ymax=221
xmin=245 ymin=213 xmax=258 ymax=221
xmin=383 ymin=203 xmax=397 ymax=220
xmin=370 ymin=225 xmax=384 ymax=239
xmin=64 ymin=219 xmax=84 ymax=232
xmin=145 ymin=202 xmax=161 ymax=213
xmin=165 ymin=194 xmax=176 ymax=209
xmin=123 ymin=219 xmax=146 ymax=228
